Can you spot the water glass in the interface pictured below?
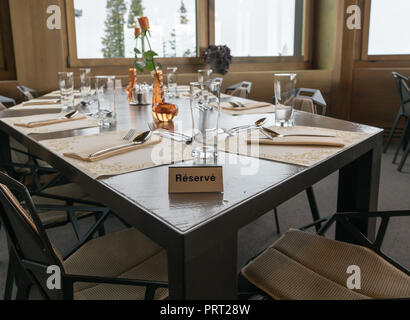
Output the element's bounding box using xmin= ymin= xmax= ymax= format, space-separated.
xmin=80 ymin=68 xmax=91 ymax=101
xmin=190 ymin=80 xmax=221 ymax=160
xmin=58 ymin=72 xmax=74 ymax=110
xmin=197 ymin=69 xmax=213 ymax=83
xmin=274 ymin=73 xmax=297 ymax=126
xmin=95 ymin=76 xmax=116 ymax=128
xmin=167 ymin=67 xmax=178 ymax=98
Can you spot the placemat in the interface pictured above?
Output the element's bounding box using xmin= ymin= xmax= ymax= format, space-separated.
xmin=220 ymin=126 xmax=370 ymax=167
xmin=40 ymin=131 xmax=194 ymax=179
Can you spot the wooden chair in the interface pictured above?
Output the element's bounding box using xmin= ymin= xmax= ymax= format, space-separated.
xmin=384 ymin=73 xmax=410 ymax=164
xmin=0 ymin=172 xmax=168 ymax=300
xmin=16 ymin=85 xmax=39 ymax=101
xmin=240 ymin=211 xmax=410 ymax=300
xmin=226 ymin=82 xmax=252 ymax=99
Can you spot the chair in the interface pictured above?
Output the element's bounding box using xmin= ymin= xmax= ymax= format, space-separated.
xmin=398 ymin=133 xmax=410 ymax=171
xmin=0 ymin=95 xmax=16 ymax=107
xmin=240 ymin=211 xmax=410 ymax=300
xmin=0 ymin=172 xmax=168 ymax=300
xmin=384 ymin=73 xmax=410 ymax=164
xmin=295 ymin=88 xmax=327 ymax=116
xmin=272 ymin=89 xmax=326 ymax=234
xmin=226 ymin=82 xmax=252 ymax=98
xmin=16 ymin=85 xmax=39 ymax=101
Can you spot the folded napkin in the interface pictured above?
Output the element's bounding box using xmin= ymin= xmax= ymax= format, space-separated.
xmin=64 ymin=135 xmax=162 ymax=162
xmin=14 ymin=114 xmax=86 ymax=128
xmin=221 ymin=101 xmax=273 ymax=111
xmin=177 ymin=85 xmax=190 ymax=92
xmin=23 ymin=100 xmax=60 ymax=107
xmin=248 ymin=136 xmax=345 ymax=148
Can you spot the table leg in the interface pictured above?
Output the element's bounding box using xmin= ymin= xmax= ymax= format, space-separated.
xmin=0 ymin=131 xmax=13 ymax=176
xmin=168 ymin=232 xmax=238 ymax=300
xmin=336 ymin=145 xmax=382 ymax=243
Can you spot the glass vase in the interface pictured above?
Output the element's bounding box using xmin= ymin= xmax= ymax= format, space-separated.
xmin=127 ymin=68 xmax=137 ymax=102
xmin=152 ymin=68 xmax=178 ymax=122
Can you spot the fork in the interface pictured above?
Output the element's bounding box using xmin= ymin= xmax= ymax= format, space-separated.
xmin=123 ymin=129 xmax=137 ymax=141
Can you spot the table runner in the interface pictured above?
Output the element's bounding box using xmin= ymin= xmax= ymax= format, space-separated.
xmin=0 ymin=113 xmax=99 ymax=134
xmin=220 ymin=126 xmax=370 ymax=167
xmin=40 ymin=131 xmax=193 ymax=179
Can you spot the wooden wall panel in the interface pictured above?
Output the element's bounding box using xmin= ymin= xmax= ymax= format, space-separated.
xmin=350 ymin=69 xmax=410 ymax=129
xmin=0 ymin=0 xmax=17 ymax=81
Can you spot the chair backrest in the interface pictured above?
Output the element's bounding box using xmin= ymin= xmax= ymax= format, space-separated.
xmin=17 ymin=85 xmax=38 ymax=101
xmin=392 ymin=72 xmax=410 ymax=114
xmin=0 ymin=95 xmax=16 ymax=107
xmin=226 ymin=81 xmax=252 ymax=98
xmin=273 ymin=88 xmax=327 ymax=116
xmin=0 ymin=102 xmax=6 ymax=111
xmin=0 ymin=172 xmax=65 ymax=299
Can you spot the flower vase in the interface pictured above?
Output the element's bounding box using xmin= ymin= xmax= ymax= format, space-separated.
xmin=152 ymin=68 xmax=178 ymax=122
xmin=127 ymin=68 xmax=137 ymax=102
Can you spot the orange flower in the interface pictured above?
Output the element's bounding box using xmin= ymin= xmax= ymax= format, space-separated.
xmin=138 ymin=16 xmax=150 ymax=31
xmin=134 ymin=27 xmax=141 ymax=37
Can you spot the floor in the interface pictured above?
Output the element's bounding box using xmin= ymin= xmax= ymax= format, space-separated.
xmin=0 ymin=145 xmax=409 ymax=299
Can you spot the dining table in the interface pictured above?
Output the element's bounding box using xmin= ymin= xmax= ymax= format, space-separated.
xmin=0 ymin=91 xmax=383 ymax=299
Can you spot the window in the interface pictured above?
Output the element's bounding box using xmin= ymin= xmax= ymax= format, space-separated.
xmin=72 ymin=0 xmax=197 ymax=59
xmin=367 ymin=0 xmax=410 ymax=56
xmin=214 ymin=0 xmax=304 ymax=57
xmin=66 ymin=0 xmax=311 ymax=68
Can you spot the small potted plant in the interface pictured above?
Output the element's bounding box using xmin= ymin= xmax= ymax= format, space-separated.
xmin=202 ymin=45 xmax=233 ymax=75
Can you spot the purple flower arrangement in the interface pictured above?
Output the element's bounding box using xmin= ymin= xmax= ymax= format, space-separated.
xmin=202 ymin=45 xmax=233 ymax=75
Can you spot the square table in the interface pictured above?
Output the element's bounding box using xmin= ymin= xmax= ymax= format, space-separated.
xmin=0 ymin=95 xmax=383 ymax=299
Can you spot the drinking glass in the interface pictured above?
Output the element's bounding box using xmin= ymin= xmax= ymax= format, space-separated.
xmin=58 ymin=72 xmax=74 ymax=110
xmin=274 ymin=73 xmax=297 ymax=126
xmin=197 ymin=69 xmax=213 ymax=83
xmin=167 ymin=67 xmax=178 ymax=98
xmin=190 ymin=80 xmax=221 ymax=160
xmin=80 ymin=68 xmax=91 ymax=101
xmin=95 ymin=76 xmax=116 ymax=128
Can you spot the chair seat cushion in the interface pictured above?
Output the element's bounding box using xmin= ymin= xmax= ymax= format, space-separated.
xmin=242 ymin=230 xmax=410 ymax=300
xmin=63 ymin=228 xmax=168 ymax=300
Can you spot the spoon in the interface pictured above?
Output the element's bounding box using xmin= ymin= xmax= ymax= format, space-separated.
xmin=89 ymin=131 xmax=152 ymax=159
xmin=260 ymin=127 xmax=336 ymax=139
xmin=148 ymin=123 xmax=193 ymax=145
xmin=28 ymin=110 xmax=79 ymax=126
xmin=226 ymin=117 xmax=267 ymax=135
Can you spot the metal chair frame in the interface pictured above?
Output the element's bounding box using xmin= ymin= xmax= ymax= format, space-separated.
xmin=239 ymin=210 xmax=410 ymax=300
xmin=273 ymin=88 xmax=326 ymax=234
xmin=0 ymin=172 xmax=167 ymax=300
xmin=225 ymin=81 xmax=253 ymax=98
xmin=16 ymin=85 xmax=39 ymax=101
xmin=384 ymin=73 xmax=410 ymax=166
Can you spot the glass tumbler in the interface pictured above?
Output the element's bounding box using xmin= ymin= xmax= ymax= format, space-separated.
xmin=274 ymin=73 xmax=297 ymax=127
xmin=58 ymin=72 xmax=74 ymax=110
xmin=95 ymin=76 xmax=117 ymax=128
xmin=80 ymin=68 xmax=91 ymax=101
xmin=197 ymin=69 xmax=213 ymax=84
xmin=167 ymin=67 xmax=178 ymax=98
xmin=190 ymin=80 xmax=221 ymax=160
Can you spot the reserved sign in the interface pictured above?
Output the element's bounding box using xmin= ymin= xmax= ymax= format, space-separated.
xmin=169 ymin=166 xmax=223 ymax=193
